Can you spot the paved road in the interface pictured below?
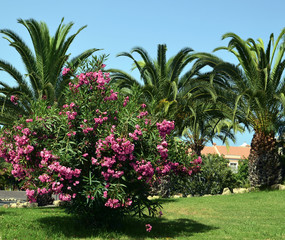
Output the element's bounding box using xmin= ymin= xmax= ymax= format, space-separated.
xmin=0 ymin=190 xmax=27 ymax=206
xmin=0 ymin=191 xmax=59 ymax=206
xmin=0 ymin=190 xmax=27 ymax=200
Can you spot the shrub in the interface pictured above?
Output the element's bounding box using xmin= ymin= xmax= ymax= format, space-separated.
xmin=234 ymin=158 xmax=250 ymax=188
xmin=185 ymin=154 xmax=237 ymax=196
xmin=0 ymin=66 xmax=201 ymax=225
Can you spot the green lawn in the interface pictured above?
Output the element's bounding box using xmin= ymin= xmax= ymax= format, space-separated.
xmin=0 ymin=190 xmax=285 ymax=240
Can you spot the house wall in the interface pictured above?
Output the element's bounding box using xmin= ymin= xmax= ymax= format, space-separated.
xmin=226 ymin=158 xmax=239 ymax=173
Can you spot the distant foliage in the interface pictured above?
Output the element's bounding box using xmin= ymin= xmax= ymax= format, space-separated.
xmin=234 ymin=159 xmax=250 ymax=188
xmin=150 ymin=140 xmax=202 ymax=197
xmin=185 ymin=154 xmax=237 ymax=196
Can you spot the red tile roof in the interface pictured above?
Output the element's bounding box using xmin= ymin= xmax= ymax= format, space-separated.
xmin=201 ymin=144 xmax=250 ymax=159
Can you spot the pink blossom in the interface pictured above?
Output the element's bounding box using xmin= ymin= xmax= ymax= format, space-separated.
xmin=21 ymin=128 xmax=31 ymax=136
xmin=59 ymin=193 xmax=72 ymax=201
xmin=62 ymin=68 xmax=70 ymax=76
xmin=123 ymin=96 xmax=129 ymax=107
xmin=91 ymin=157 xmax=98 ymax=165
xmin=156 ymin=120 xmax=175 ymax=138
xmin=103 ymin=191 xmax=108 ymax=198
xmin=145 ymin=119 xmax=151 ymax=125
xmin=26 ymin=189 xmax=36 ymax=203
xmin=105 ymin=198 xmax=121 ymax=208
xmin=104 ymin=89 xmax=118 ymax=101
xmin=10 ymin=95 xmax=18 ymax=105
xmin=145 ymin=224 xmax=152 ymax=232
xmin=137 ymin=111 xmax=148 ymax=119
xmin=70 ymin=102 xmax=75 ymax=108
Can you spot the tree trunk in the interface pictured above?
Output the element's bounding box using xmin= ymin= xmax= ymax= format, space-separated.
xmin=248 ymin=131 xmax=282 ymax=187
xmin=189 ymin=140 xmax=205 ymax=156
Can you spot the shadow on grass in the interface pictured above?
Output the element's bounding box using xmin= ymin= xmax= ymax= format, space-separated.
xmin=38 ymin=213 xmax=217 ymax=239
xmin=0 ymin=208 xmax=18 ymax=216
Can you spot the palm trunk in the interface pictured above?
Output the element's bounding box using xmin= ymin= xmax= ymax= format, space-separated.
xmin=189 ymin=139 xmax=205 ymax=156
xmin=248 ymin=131 xmax=282 ymax=187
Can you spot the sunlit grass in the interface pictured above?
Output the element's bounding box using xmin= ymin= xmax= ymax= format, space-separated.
xmin=0 ymin=190 xmax=285 ymax=239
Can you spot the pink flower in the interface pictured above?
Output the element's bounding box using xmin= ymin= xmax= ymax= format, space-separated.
xmin=101 ymin=64 xmax=106 ymax=68
xmin=141 ymin=103 xmax=146 ymax=108
xmin=103 ymin=191 xmax=108 ymax=198
xmin=123 ymin=96 xmax=129 ymax=107
xmin=91 ymin=157 xmax=98 ymax=165
xmin=156 ymin=120 xmax=175 ymax=138
xmin=10 ymin=95 xmax=18 ymax=105
xmin=137 ymin=111 xmax=148 ymax=119
xmin=70 ymin=102 xmax=75 ymax=108
xmin=26 ymin=119 xmax=33 ymax=123
xmin=21 ymin=128 xmax=31 ymax=136
xmin=145 ymin=119 xmax=151 ymax=125
xmin=145 ymin=224 xmax=152 ymax=232
xmin=62 ymin=68 xmax=70 ymax=76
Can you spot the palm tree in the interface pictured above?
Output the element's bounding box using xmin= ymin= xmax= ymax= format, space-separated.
xmin=110 ymin=44 xmax=215 ymax=120
xmin=110 ymin=44 xmax=239 ymax=153
xmin=194 ymin=30 xmax=285 ymax=187
xmin=181 ymin=101 xmax=243 ymax=156
xmin=0 ymin=18 xmax=98 ymax=125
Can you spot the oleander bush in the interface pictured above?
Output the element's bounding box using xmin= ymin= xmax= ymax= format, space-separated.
xmin=0 ymin=157 xmax=20 ymax=190
xmin=0 ymin=65 xmax=201 ymax=226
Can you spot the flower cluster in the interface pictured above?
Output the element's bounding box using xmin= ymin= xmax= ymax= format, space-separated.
xmin=0 ymin=127 xmax=81 ymax=203
xmin=145 ymin=224 xmax=152 ymax=232
xmin=62 ymin=68 xmax=70 ymax=76
xmin=157 ymin=141 xmax=168 ymax=159
xmin=156 ymin=120 xmax=175 ymax=138
xmin=10 ymin=95 xmax=18 ymax=105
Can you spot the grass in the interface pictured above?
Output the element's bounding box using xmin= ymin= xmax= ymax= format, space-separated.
xmin=0 ymin=190 xmax=285 ymax=240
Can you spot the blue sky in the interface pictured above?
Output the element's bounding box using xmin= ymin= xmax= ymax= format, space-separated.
xmin=0 ymin=0 xmax=285 ymax=146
